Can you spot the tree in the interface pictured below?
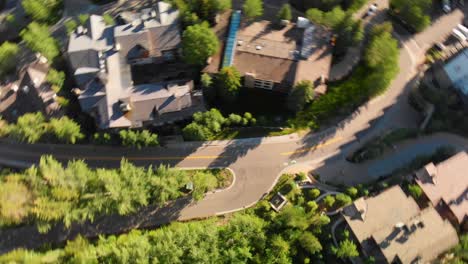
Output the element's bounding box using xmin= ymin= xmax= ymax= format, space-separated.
xmin=323 ymin=195 xmax=335 ymax=208
xmin=201 ymin=73 xmax=216 ymax=102
xmin=365 ymin=24 xmax=398 ymax=69
xmin=9 ymin=112 xmax=47 ymax=143
xmin=46 ymin=69 xmax=65 ymax=92
xmin=299 ymin=232 xmax=322 ymax=254
xmin=243 ymin=0 xmax=263 ymax=20
xmin=182 ymin=109 xmax=226 ymax=140
xmin=287 ymin=80 xmax=314 ymax=112
xmin=0 ymin=42 xmax=19 ymax=76
xmin=21 ymin=22 xmax=60 ymax=61
xmin=277 ymin=4 xmax=292 ymax=21
xmin=0 ymin=179 xmax=31 ymax=225
xmin=390 ymin=0 xmax=431 ymax=32
xmin=182 ymin=23 xmax=219 ymax=65
xmin=407 ymin=184 xmax=422 ymax=199
xmin=308 ymin=188 xmax=321 ymax=199
xmin=119 ymin=130 xmax=159 ymax=148
xmin=22 ymin=0 xmax=62 ymax=24
xmin=102 ymin=14 xmax=115 ymax=25
xmin=216 ymin=66 xmax=241 ymax=102
xmin=65 ymin=19 xmax=78 ymax=35
xmin=78 ymin=14 xmax=90 ymax=25
xmin=49 ymin=117 xmax=84 ymax=144
xmin=306 ymin=7 xmax=345 ymax=28
xmin=346 ymin=187 xmax=358 ymax=198
xmin=332 ymin=239 xmax=359 ymax=258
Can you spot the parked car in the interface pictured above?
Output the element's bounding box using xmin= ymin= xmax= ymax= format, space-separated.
xmin=443 ymin=0 xmax=452 ymax=13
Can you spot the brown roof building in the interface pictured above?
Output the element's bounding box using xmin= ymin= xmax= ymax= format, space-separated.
xmin=209 ymin=17 xmax=332 ymax=93
xmin=414 ymin=151 xmax=468 ymax=229
xmin=342 ymin=185 xmax=459 ymax=264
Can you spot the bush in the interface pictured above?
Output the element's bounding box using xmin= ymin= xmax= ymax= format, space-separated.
xmin=323 ymin=195 xmax=335 ymax=208
xmin=407 ymin=184 xmax=422 ymax=199
xmin=49 ymin=116 xmax=84 ymax=144
xmin=346 ymin=187 xmax=358 ymax=198
xmin=335 ymin=193 xmax=352 ymax=206
xmin=119 ymin=130 xmax=159 ymax=148
xmin=308 ymin=188 xmax=321 ymax=199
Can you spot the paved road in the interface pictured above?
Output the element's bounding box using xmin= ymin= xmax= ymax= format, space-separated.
xmin=0 ymin=4 xmax=467 ymax=221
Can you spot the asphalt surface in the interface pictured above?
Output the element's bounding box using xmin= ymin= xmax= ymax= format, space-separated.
xmin=0 ymin=4 xmax=467 ymax=222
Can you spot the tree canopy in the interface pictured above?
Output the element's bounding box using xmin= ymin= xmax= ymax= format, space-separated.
xmin=243 ymin=0 xmax=263 ymax=20
xmin=22 ymin=0 xmax=62 ymax=24
xmin=0 ymin=42 xmax=19 ymax=77
xmin=21 ymin=22 xmax=60 ymax=61
xmin=390 ymin=0 xmax=431 ymax=32
xmin=182 ymin=22 xmax=219 ymax=65
xmin=287 ymin=80 xmax=315 ymax=112
xmin=216 ymin=66 xmax=242 ymax=102
xmin=277 ymin=3 xmax=292 ymax=21
xmin=0 ymin=157 xmax=226 ymax=232
xmin=119 ymin=130 xmax=159 ymax=148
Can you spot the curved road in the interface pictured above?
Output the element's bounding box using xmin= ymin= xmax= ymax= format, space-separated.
xmin=0 ymin=7 xmax=467 ymax=222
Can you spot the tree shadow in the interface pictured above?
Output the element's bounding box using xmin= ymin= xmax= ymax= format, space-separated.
xmin=0 ymin=196 xmax=192 ymax=254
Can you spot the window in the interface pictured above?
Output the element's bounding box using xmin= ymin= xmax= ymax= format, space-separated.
xmin=254 ymin=79 xmax=274 ymax=90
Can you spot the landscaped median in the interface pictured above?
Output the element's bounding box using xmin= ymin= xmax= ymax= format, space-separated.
xmin=0 ymin=156 xmax=233 ymax=234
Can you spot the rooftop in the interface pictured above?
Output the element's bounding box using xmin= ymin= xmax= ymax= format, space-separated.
xmin=69 ymin=2 xmax=201 ymax=129
xmin=444 ymin=48 xmax=468 ymax=95
xmin=231 ymin=19 xmax=332 ymax=86
xmin=342 ymin=186 xmax=421 ymax=245
xmin=372 ymin=208 xmax=459 ymax=264
xmin=236 ymin=21 xmax=302 ymax=59
xmin=415 ymin=151 xmax=468 ymax=225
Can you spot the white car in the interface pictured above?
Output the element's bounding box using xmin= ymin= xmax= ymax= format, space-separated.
xmin=443 ymin=0 xmax=451 ymax=13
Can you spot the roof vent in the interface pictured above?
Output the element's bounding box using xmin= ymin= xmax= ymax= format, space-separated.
xmin=255 ymin=45 xmax=262 ymax=50
xmin=132 ymin=19 xmax=142 ymax=27
xmin=12 ymin=84 xmax=18 ymax=92
xmin=119 ymin=102 xmax=132 ymax=112
xmin=22 ymin=85 xmax=30 ymax=93
xmin=237 ymin=40 xmax=243 ymax=46
xmin=150 ymin=10 xmax=157 ymax=18
xmin=76 ymin=25 xmax=85 ymax=35
xmin=115 ymin=43 xmax=121 ymax=51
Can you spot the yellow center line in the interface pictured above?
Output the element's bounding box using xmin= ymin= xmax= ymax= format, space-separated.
xmin=3 ymin=148 xmax=226 ymax=161
xmin=280 ymin=136 xmax=343 ymax=155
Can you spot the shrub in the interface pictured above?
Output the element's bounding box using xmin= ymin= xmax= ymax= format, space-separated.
xmin=407 ymin=184 xmax=422 ymax=199
xmin=336 ymin=193 xmax=352 ymax=206
xmin=323 ymin=195 xmax=335 ymax=208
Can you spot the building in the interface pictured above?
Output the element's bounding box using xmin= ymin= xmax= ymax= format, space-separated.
xmin=0 ymin=58 xmax=61 ymax=122
xmin=434 ymin=48 xmax=468 ymax=104
xmin=342 ymin=185 xmax=459 ymax=264
xmin=67 ymin=2 xmax=204 ymax=129
xmin=414 ymin=151 xmax=468 ymax=230
xmin=208 ymin=12 xmax=332 ymax=93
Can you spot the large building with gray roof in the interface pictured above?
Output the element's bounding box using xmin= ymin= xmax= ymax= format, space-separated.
xmin=67 ymin=2 xmax=204 ymax=129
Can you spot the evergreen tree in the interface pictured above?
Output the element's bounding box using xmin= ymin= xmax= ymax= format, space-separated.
xmin=0 ymin=42 xmax=19 ymax=76
xmin=216 ymin=66 xmax=241 ymax=102
xmin=21 ymin=22 xmax=60 ymax=61
xmin=277 ymin=3 xmax=292 ymax=21
xmin=243 ymin=0 xmax=263 ymax=20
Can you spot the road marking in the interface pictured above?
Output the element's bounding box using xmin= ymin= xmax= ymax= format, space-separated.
xmin=2 ymin=149 xmax=226 ymax=161
xmin=280 ymin=137 xmax=343 ymax=155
